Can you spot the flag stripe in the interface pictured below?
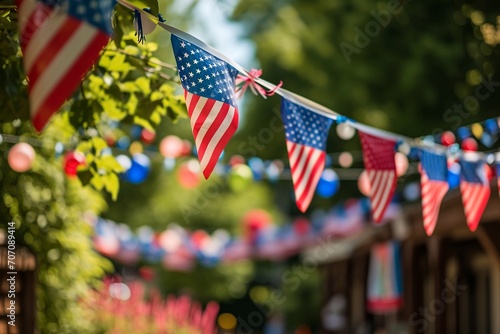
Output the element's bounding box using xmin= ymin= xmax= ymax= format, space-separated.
xmin=19 ymin=2 xmax=53 ymax=50
xmin=27 ymin=18 xmax=84 ymax=89
xmin=359 ymin=132 xmax=397 ymax=223
xmin=30 ymin=29 xmax=109 ymax=131
xmin=420 ymin=169 xmax=448 ymax=236
xmin=287 ymin=142 xmax=326 ymax=212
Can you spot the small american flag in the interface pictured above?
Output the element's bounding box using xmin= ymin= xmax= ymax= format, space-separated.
xmin=460 ymin=159 xmax=490 ymax=232
xmin=281 ymin=98 xmax=333 ymax=212
xmin=17 ymin=0 xmax=115 ymax=132
xmin=359 ymin=132 xmax=397 ymax=222
xmin=171 ymin=35 xmax=239 ymax=179
xmin=419 ymin=150 xmax=449 ymax=236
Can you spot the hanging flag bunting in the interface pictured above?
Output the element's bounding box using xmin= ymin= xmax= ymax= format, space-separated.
xmin=17 ymin=0 xmax=115 ymax=133
xmin=171 ymin=34 xmax=239 ymax=179
xmin=419 ymin=150 xmax=449 ymax=236
xmin=359 ymin=132 xmax=397 ymax=222
xmin=459 ymin=158 xmax=490 ymax=232
xmin=366 ymin=241 xmax=403 ymax=313
xmin=281 ymin=98 xmax=333 ymax=212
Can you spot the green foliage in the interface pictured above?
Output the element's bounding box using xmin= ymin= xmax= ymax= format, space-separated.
xmin=0 ymin=119 xmax=113 ymax=334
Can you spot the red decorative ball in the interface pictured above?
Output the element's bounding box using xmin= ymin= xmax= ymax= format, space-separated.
xmin=64 ymin=151 xmax=86 ymax=177
xmin=229 ymin=155 xmax=246 ymax=167
xmin=461 ymin=138 xmax=478 ymax=151
xmin=140 ymin=129 xmax=156 ymax=144
xmin=441 ymin=131 xmax=456 ymax=147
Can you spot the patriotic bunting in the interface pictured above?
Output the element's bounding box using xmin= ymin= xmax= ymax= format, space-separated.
xmin=459 ymin=159 xmax=490 ymax=232
xmin=13 ymin=0 xmax=500 ymax=237
xmin=171 ymin=34 xmax=240 ymax=179
xmin=281 ymin=98 xmax=333 ymax=212
xmin=17 ymin=0 xmax=115 ymax=132
xmin=419 ymin=150 xmax=449 ymax=236
xmin=359 ymin=132 xmax=397 ymax=223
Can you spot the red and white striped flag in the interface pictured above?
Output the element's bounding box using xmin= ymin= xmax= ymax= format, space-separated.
xmin=419 ymin=150 xmax=449 ymax=236
xmin=280 ymin=98 xmax=333 ymax=212
xmin=17 ymin=0 xmax=115 ymax=133
xmin=171 ymin=35 xmax=239 ymax=179
xmin=460 ymin=159 xmax=490 ymax=232
xmin=359 ymin=132 xmax=397 ymax=223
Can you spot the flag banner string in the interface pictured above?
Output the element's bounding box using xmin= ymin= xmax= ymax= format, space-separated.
xmin=116 ymin=0 xmax=489 ymax=161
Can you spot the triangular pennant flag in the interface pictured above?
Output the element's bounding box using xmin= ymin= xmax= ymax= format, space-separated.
xmin=419 ymin=150 xmax=449 ymax=236
xmin=459 ymin=158 xmax=490 ymax=232
xmin=359 ymin=132 xmax=397 ymax=222
xmin=171 ymin=35 xmax=239 ymax=179
xmin=280 ymin=98 xmax=333 ymax=212
xmin=17 ymin=0 xmax=115 ymax=132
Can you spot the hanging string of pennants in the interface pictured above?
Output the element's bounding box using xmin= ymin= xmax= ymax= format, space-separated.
xmin=15 ymin=0 xmax=500 ymax=235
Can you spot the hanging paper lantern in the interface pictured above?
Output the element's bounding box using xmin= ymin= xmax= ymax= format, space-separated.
xmin=116 ymin=136 xmax=131 ymax=150
xmin=447 ymin=162 xmax=460 ymax=189
xmin=130 ymin=125 xmax=143 ymax=140
xmin=461 ymin=137 xmax=478 ymax=151
xmin=229 ymin=155 xmax=246 ymax=167
xmin=316 ymin=168 xmax=340 ymax=198
xmin=358 ymin=170 xmax=371 ymax=196
xmin=8 ymin=142 xmax=36 ymax=173
xmin=178 ymin=159 xmax=201 ymax=188
xmin=229 ymin=164 xmax=253 ymax=192
xmin=140 ymin=129 xmax=156 ymax=144
xmin=471 ymin=123 xmax=483 ymax=139
xmin=248 ymin=157 xmax=266 ymax=180
xmin=181 ymin=140 xmax=192 ymax=156
xmin=163 ymin=157 xmax=176 ymax=171
xmin=395 ymin=152 xmax=409 ymax=176
xmin=457 ymin=126 xmax=471 ymax=140
xmin=441 ymin=131 xmax=456 ymax=146
xmin=336 ymin=123 xmax=356 ymax=140
xmin=63 ymin=151 xmax=86 ymax=177
xmin=338 ymin=152 xmax=353 ymax=168
xmin=129 ymin=141 xmax=143 ymax=155
xmin=115 ymin=154 xmax=132 ymax=172
xmin=403 ymin=182 xmax=420 ymax=201
xmin=266 ymin=160 xmax=283 ymax=182
xmin=159 ymin=135 xmax=184 ymax=158
xmin=124 ymin=153 xmax=151 ymax=184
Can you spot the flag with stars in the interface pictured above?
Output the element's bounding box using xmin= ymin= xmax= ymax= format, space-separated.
xmin=419 ymin=150 xmax=449 ymax=236
xmin=359 ymin=132 xmax=397 ymax=223
xmin=17 ymin=0 xmax=115 ymax=133
xmin=171 ymin=34 xmax=239 ymax=179
xmin=460 ymin=159 xmax=490 ymax=232
xmin=281 ymin=98 xmax=333 ymax=212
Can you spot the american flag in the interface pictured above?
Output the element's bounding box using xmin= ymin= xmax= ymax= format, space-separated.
xmin=281 ymin=98 xmax=333 ymax=212
xmin=359 ymin=132 xmax=397 ymax=222
xmin=171 ymin=35 xmax=239 ymax=179
xmin=17 ymin=0 xmax=115 ymax=132
xmin=419 ymin=150 xmax=449 ymax=236
xmin=460 ymin=159 xmax=490 ymax=232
